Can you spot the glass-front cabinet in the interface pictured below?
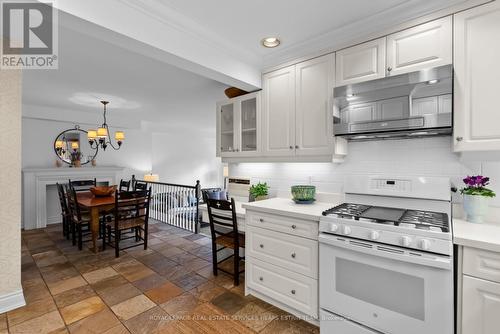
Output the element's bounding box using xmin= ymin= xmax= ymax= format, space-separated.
xmin=216 ymin=92 xmax=261 ymax=157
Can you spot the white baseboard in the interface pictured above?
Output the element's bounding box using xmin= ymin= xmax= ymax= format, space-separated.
xmin=0 ymin=289 xmax=26 ymax=313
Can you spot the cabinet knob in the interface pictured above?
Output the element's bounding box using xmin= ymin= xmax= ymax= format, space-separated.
xmin=259 ymin=277 xmax=263 ymax=281
xmin=291 ymin=290 xmax=296 ymax=295
xmin=259 ymin=244 xmax=264 ymax=248
xmin=456 ymin=136 xmax=463 ymax=142
xmin=291 ymin=252 xmax=296 ymax=259
xmin=387 ymin=67 xmax=392 ymax=72
xmin=289 ymin=146 xmax=293 ymax=150
xmin=291 ymin=224 xmax=296 ymax=229
xmin=259 ymin=218 xmax=264 ymax=223
xmin=295 ymin=145 xmax=299 ymax=149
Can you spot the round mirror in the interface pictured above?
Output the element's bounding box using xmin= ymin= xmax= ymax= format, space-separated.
xmin=54 ymin=126 xmax=98 ymax=165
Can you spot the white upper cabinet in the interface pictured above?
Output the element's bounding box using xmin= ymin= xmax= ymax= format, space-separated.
xmin=295 ymin=54 xmax=335 ymax=156
xmin=216 ymin=92 xmax=261 ymax=158
xmin=454 ymin=1 xmax=500 ymax=152
xmin=262 ymin=66 xmax=296 ymax=156
xmin=386 ymin=17 xmax=452 ymax=76
xmin=335 ymin=37 xmax=386 ymax=86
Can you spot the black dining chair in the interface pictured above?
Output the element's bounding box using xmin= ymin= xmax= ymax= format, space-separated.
xmin=66 ymin=185 xmax=92 ymax=250
xmin=56 ymin=183 xmax=71 ymax=239
xmin=69 ymin=178 xmax=96 ymax=192
xmin=134 ymin=181 xmax=148 ymax=191
xmin=206 ymin=197 xmax=245 ymax=286
xmin=103 ymin=189 xmax=151 ymax=257
xmin=119 ymin=179 xmax=131 ymax=192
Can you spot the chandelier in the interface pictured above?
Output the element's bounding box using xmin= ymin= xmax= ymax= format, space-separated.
xmin=87 ymin=101 xmax=124 ymax=150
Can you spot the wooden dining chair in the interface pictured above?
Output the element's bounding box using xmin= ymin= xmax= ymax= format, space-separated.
xmin=119 ymin=179 xmax=131 ymax=192
xmin=56 ymin=183 xmax=71 ymax=239
xmin=134 ymin=181 xmax=148 ymax=191
xmin=66 ymin=185 xmax=92 ymax=250
xmin=69 ymin=178 xmax=96 ymax=192
xmin=103 ymin=189 xmax=151 ymax=257
xmin=206 ymin=198 xmax=245 ymax=286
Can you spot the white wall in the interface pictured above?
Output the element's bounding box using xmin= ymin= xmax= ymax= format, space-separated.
xmin=22 ymin=117 xmax=152 ymax=177
xmin=229 ymin=137 xmax=500 ymax=210
xmin=152 ymin=129 xmax=222 ymax=188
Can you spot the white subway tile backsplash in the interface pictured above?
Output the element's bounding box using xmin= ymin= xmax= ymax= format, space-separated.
xmin=229 ymin=137 xmax=500 ymax=208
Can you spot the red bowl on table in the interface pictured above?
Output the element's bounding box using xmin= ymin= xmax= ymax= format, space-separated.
xmin=89 ymin=185 xmax=117 ymax=197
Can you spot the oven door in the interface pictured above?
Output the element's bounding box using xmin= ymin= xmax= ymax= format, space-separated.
xmin=319 ymin=234 xmax=453 ymax=334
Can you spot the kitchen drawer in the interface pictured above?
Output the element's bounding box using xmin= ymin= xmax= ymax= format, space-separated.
xmin=463 ymin=247 xmax=500 ymax=283
xmin=247 ymin=257 xmax=318 ymax=318
xmin=246 ymin=211 xmax=318 ymax=239
xmin=247 ymin=225 xmax=318 ymax=278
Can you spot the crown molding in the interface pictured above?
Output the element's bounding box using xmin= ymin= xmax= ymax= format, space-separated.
xmin=262 ymin=0 xmax=491 ymax=71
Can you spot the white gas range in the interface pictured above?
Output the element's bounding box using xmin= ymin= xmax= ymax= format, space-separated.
xmin=319 ymin=175 xmax=454 ymax=334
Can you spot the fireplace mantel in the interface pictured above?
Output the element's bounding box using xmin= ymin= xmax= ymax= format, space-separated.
xmin=22 ymin=166 xmax=125 ymax=230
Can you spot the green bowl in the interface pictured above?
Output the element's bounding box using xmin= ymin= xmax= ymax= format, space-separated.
xmin=291 ymin=185 xmax=316 ymax=201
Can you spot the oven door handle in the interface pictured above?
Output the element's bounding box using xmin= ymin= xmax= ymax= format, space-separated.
xmin=319 ymin=234 xmax=452 ymax=270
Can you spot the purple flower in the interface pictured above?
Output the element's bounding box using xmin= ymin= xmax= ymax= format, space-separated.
xmin=463 ymin=175 xmax=491 ymax=187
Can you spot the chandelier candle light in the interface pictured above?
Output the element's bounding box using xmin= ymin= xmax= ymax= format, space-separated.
xmin=87 ymin=101 xmax=125 ymax=150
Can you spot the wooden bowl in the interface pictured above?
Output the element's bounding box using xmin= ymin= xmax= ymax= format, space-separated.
xmin=90 ymin=185 xmax=117 ymax=197
xmin=224 ymin=87 xmax=248 ymax=98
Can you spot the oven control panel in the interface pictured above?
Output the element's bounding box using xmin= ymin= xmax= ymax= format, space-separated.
xmin=319 ymin=219 xmax=452 ymax=256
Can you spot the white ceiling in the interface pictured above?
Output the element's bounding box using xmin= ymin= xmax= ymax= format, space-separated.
xmin=152 ymin=0 xmax=468 ymax=66
xmin=23 ymin=11 xmax=227 ymax=131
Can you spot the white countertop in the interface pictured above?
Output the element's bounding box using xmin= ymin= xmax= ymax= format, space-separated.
xmin=242 ymin=197 xmax=339 ymax=221
xmin=453 ymin=218 xmax=500 ymax=253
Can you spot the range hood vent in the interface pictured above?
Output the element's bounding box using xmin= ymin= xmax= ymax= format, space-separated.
xmin=333 ymin=65 xmax=452 ymax=141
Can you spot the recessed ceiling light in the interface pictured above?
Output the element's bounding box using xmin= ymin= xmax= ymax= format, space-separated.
xmin=261 ymin=37 xmax=280 ymax=48
xmin=427 ymin=79 xmax=439 ymax=85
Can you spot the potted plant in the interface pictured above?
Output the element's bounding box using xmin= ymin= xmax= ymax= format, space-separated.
xmin=249 ymin=182 xmax=269 ymax=201
xmin=461 ymin=175 xmax=496 ymax=223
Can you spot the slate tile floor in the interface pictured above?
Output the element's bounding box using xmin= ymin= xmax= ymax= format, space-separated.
xmin=1 ymin=221 xmax=319 ymax=334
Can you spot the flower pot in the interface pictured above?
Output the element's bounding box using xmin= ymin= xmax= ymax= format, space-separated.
xmin=254 ymin=195 xmax=268 ymax=201
xmin=463 ymin=194 xmax=490 ymax=223
xmin=73 ymin=160 xmax=81 ymax=168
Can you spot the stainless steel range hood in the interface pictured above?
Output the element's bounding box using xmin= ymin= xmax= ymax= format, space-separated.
xmin=333 ymin=65 xmax=452 ymax=141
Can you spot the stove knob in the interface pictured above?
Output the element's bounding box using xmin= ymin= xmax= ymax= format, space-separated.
xmin=329 ymin=224 xmax=339 ymax=233
xmin=400 ymin=236 xmax=412 ymax=247
xmin=370 ymin=231 xmax=380 ymax=240
xmin=342 ymin=226 xmax=352 ymax=235
xmin=420 ymin=239 xmax=431 ymax=251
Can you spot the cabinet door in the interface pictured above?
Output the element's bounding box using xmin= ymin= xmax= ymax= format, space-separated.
xmin=462 ymin=275 xmax=500 ymax=334
xmin=238 ymin=92 xmax=261 ymax=157
xmin=335 ymin=37 xmax=386 ymax=86
xmin=454 ymin=2 xmax=500 ymax=151
xmin=262 ymin=66 xmax=296 ymax=156
xmin=295 ymin=54 xmax=334 ymax=156
xmin=216 ymin=100 xmax=239 ymax=157
xmin=386 ymin=17 xmax=452 ymax=76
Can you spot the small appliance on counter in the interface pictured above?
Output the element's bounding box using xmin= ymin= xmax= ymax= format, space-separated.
xmin=227 ymin=177 xmax=251 ymax=202
xmin=291 ymin=185 xmax=316 ymax=204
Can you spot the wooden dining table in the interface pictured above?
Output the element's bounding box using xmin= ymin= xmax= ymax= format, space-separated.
xmin=76 ymin=191 xmax=115 ymax=253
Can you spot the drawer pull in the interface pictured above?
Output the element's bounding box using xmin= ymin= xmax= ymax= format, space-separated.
xmin=259 ymin=218 xmax=264 ymax=222
xmin=291 ymin=224 xmax=296 ymax=229
xmin=259 ymin=244 xmax=264 ymax=248
xmin=291 ymin=252 xmax=296 ymax=259
xmin=259 ymin=277 xmax=263 ymax=281
xmin=291 ymin=289 xmax=296 ymax=295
